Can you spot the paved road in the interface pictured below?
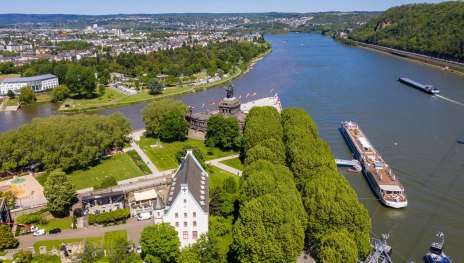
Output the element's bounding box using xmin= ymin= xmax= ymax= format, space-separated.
xmin=17 ymin=217 xmax=153 ymax=250
xmin=206 ymin=154 xmax=242 ymax=176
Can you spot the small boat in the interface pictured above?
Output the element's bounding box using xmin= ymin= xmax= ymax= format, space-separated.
xmin=362 ymin=234 xmax=393 ymax=263
xmin=424 ymin=232 xmax=453 ymax=263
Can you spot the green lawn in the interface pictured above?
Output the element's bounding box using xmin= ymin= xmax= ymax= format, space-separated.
xmin=34 ymin=217 xmax=72 ymax=232
xmin=220 ymin=157 xmax=244 ymax=171
xmin=137 ymin=136 xmax=237 ymax=171
xmin=64 ymin=87 xmax=126 ymax=107
xmin=103 ymin=230 xmax=128 ymax=248
xmin=207 ymin=165 xmax=240 ymax=190
xmin=36 ymin=92 xmax=52 ymax=103
xmin=33 ymin=236 xmax=102 ymax=253
xmin=68 ymin=153 xmax=144 ymax=190
xmin=6 ymin=97 xmax=19 ymax=106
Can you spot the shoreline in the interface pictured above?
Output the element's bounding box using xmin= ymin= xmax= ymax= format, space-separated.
xmin=353 ymin=41 xmax=464 ymax=76
xmin=57 ymin=48 xmax=272 ymax=113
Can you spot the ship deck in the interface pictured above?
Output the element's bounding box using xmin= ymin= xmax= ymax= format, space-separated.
xmin=342 ymin=122 xmax=406 ymax=201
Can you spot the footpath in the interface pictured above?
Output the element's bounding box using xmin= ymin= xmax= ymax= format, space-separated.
xmin=205 ymin=155 xmax=242 ymax=176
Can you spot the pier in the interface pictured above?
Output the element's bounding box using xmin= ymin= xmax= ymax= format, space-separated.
xmin=335 ymin=159 xmax=359 ymax=167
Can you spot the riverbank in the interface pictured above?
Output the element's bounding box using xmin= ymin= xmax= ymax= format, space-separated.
xmin=57 ymin=49 xmax=271 ymax=113
xmin=353 ymin=41 xmax=464 ymax=75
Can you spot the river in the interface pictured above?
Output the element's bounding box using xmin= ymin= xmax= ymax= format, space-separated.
xmin=1 ymin=33 xmax=464 ymax=262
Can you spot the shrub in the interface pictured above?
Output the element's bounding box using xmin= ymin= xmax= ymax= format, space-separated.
xmin=16 ymin=211 xmax=46 ymax=224
xmin=88 ymin=208 xmax=130 ymax=225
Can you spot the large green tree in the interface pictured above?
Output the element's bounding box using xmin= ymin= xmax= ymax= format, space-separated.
xmin=18 ymin=86 xmax=37 ymax=104
xmin=142 ymin=99 xmax=188 ymax=142
xmin=43 ymin=169 xmax=76 ymax=216
xmin=65 ymin=65 xmax=97 ymax=97
xmin=12 ymin=249 xmax=32 ymax=263
xmin=50 ymin=85 xmax=70 ymax=102
xmin=140 ymin=223 xmax=180 ymax=263
xmin=0 ymin=225 xmax=19 ymax=250
xmin=147 ymin=78 xmax=164 ymax=95
xmin=205 ymin=114 xmax=240 ymax=151
xmin=107 ymin=236 xmax=133 ymax=263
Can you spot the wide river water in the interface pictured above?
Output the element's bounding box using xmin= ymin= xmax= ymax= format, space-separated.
xmin=1 ymin=33 xmax=464 ymax=262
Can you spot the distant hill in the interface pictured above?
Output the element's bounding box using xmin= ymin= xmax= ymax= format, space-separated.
xmin=0 ymin=14 xmax=91 ymax=24
xmin=349 ymin=2 xmax=464 ymax=59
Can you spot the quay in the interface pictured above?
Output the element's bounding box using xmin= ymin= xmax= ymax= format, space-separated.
xmin=335 ymin=159 xmax=359 ymax=167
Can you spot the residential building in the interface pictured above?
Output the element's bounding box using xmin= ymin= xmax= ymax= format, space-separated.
xmin=160 ymin=150 xmax=209 ymax=247
xmin=0 ymin=74 xmax=59 ymax=95
xmin=81 ymin=191 xmax=125 ymax=215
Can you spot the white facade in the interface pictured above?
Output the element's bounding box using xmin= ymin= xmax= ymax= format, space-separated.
xmin=158 ymin=150 xmax=209 ymax=248
xmin=0 ymin=74 xmax=59 ymax=95
xmin=163 ymin=185 xmax=209 ymax=247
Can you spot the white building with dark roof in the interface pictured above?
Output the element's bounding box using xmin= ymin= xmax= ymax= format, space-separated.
xmin=160 ymin=150 xmax=209 ymax=247
xmin=0 ymin=74 xmax=59 ymax=95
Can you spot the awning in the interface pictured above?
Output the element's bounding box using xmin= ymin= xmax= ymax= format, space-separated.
xmin=134 ymin=189 xmax=157 ymax=202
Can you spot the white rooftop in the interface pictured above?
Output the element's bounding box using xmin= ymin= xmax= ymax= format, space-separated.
xmin=134 ymin=189 xmax=157 ymax=202
xmin=240 ymin=95 xmax=282 ymax=113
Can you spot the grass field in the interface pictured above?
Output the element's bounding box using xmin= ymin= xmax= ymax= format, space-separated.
xmin=103 ymin=230 xmax=128 ymax=248
xmin=207 ymin=165 xmax=240 ymax=190
xmin=33 ymin=236 xmax=102 ymax=253
xmin=0 ymin=73 xmax=20 ymax=81
xmin=137 ymin=136 xmax=237 ymax=171
xmin=34 ymin=217 xmax=72 ymax=232
xmin=220 ymin=157 xmax=244 ymax=171
xmin=64 ymin=87 xmax=126 ymax=107
xmin=68 ymin=153 xmax=144 ymax=190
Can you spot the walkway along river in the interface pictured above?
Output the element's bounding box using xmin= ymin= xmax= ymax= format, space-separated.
xmin=1 ymin=33 xmax=464 ymax=262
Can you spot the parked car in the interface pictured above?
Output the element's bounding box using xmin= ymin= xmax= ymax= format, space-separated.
xmin=49 ymin=228 xmax=61 ymax=234
xmin=30 ymin=225 xmax=39 ymax=232
xmin=137 ymin=212 xmax=151 ymax=221
xmin=33 ymin=229 xmax=46 ymax=236
xmin=135 ymin=244 xmax=142 ymax=254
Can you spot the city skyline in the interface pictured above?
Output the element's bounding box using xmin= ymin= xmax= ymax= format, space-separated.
xmin=2 ymin=0 xmax=445 ymax=14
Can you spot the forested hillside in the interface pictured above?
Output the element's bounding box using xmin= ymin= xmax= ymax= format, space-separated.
xmin=349 ymin=2 xmax=464 ymax=59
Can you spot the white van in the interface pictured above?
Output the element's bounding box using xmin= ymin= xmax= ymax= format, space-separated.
xmin=137 ymin=212 xmax=151 ymax=221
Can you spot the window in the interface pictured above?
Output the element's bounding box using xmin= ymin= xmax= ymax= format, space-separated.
xmin=184 ymin=199 xmax=187 ymax=203
xmin=184 ymin=222 xmax=187 ymax=227
xmin=193 ymin=221 xmax=197 ymax=227
xmin=192 ymin=231 xmax=198 ymax=240
xmin=175 ymin=213 xmax=178 ymax=218
xmin=193 ymin=212 xmax=196 ymax=218
xmin=184 ymin=212 xmax=187 ymax=218
xmin=175 ymin=222 xmax=179 ymax=227
xmin=183 ymin=231 xmax=188 ymax=240
xmin=157 ymin=212 xmax=160 ymax=216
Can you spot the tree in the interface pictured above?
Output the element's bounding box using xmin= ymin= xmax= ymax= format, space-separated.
xmin=147 ymin=78 xmax=164 ymax=95
xmin=53 ymin=63 xmax=69 ymax=84
xmin=0 ymin=225 xmax=19 ymax=250
xmin=98 ymin=84 xmax=105 ymax=96
xmin=78 ymin=240 xmax=104 ymax=263
xmin=43 ymin=169 xmax=76 ymax=216
xmin=108 ymin=236 xmax=133 ymax=263
xmin=65 ymin=65 xmax=97 ymax=97
xmin=18 ymin=86 xmax=37 ymax=104
xmin=7 ymin=89 xmax=15 ymax=99
xmin=50 ymin=85 xmax=70 ymax=102
xmin=142 ymin=99 xmax=188 ymax=142
xmin=95 ymin=175 xmax=117 ymax=190
xmin=205 ymin=115 xmax=240 ymax=151
xmin=140 ymin=223 xmax=180 ymax=263
xmin=12 ymin=249 xmax=32 ymax=263
xmin=175 ymin=146 xmax=205 ymax=168
xmin=22 ymin=67 xmax=37 ymax=77
xmin=317 ymin=229 xmax=358 ymax=263
xmin=100 ymin=69 xmax=110 ymax=85
xmin=0 ymin=191 xmax=16 ymax=209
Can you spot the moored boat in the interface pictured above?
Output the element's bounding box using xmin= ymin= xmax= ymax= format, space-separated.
xmin=424 ymin=232 xmax=453 ymax=263
xmin=340 ymin=121 xmax=407 ymax=208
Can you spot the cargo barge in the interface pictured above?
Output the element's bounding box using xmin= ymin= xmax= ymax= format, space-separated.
xmin=340 ymin=121 xmax=407 ymax=208
xmin=398 ymin=77 xmax=439 ymax=95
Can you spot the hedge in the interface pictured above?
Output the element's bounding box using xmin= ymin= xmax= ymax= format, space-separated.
xmin=88 ymin=208 xmax=130 ymax=225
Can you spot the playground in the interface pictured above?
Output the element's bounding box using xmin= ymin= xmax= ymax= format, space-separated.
xmin=0 ymin=174 xmax=47 ymax=208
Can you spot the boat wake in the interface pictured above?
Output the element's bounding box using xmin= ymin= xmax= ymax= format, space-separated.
xmin=435 ymin=95 xmax=464 ymax=107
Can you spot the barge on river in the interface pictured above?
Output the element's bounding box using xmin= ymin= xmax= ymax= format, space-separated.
xmin=340 ymin=121 xmax=407 ymax=208
xmin=398 ymin=77 xmax=439 ymax=95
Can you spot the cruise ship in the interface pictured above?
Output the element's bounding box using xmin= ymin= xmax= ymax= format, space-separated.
xmin=340 ymin=121 xmax=408 ymax=208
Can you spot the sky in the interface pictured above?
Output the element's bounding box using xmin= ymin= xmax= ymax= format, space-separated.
xmin=1 ymin=0 xmax=446 ymax=15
